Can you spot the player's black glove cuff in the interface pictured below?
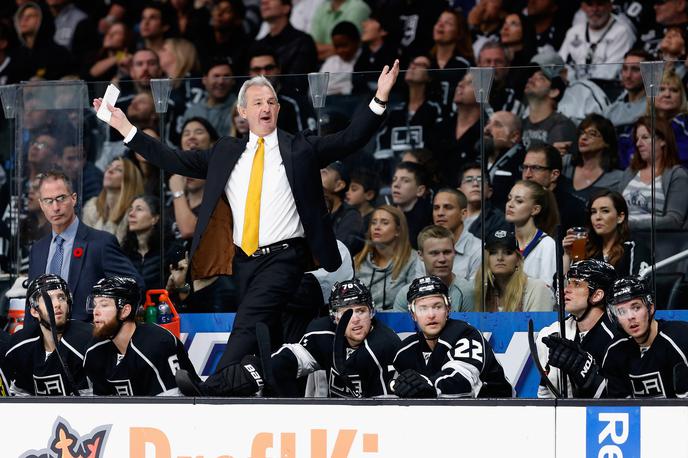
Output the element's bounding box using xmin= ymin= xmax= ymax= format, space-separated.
xmin=542 ymin=335 xmax=599 ymax=391
xmin=204 ymin=355 xmax=264 ymax=396
xmin=673 ymin=362 xmax=688 ymax=397
xmin=393 ymin=369 xmax=437 ymax=398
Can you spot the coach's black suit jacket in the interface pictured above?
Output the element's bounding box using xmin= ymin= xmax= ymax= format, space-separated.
xmin=127 ymin=104 xmax=384 ymax=278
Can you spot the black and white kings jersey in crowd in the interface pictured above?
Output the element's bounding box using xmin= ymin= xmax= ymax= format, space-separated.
xmin=270 ymin=317 xmax=401 ymax=398
xmin=602 ymin=320 xmax=688 ymax=398
xmin=1 ymin=321 xmax=92 ymax=396
xmin=393 ymin=319 xmax=513 ymax=397
xmin=83 ymin=323 xmax=199 ymax=396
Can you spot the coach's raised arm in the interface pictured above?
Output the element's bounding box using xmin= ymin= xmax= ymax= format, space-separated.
xmin=92 ymin=61 xmax=400 ymax=395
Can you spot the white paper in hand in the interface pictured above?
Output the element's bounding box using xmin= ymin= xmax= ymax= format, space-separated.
xmin=96 ymin=84 xmax=120 ymax=123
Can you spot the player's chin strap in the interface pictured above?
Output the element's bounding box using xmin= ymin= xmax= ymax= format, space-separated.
xmin=40 ymin=291 xmax=80 ymax=396
xmin=334 ymin=309 xmax=362 ymax=399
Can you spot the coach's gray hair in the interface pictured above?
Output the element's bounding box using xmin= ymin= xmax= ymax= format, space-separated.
xmin=237 ymin=76 xmax=278 ymax=108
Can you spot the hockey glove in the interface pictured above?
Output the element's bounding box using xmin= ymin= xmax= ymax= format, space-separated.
xmin=542 ymin=335 xmax=600 ymax=391
xmin=673 ymin=362 xmax=688 ymax=398
xmin=203 ymin=355 xmax=265 ymax=396
xmin=393 ymin=369 xmax=437 ymax=398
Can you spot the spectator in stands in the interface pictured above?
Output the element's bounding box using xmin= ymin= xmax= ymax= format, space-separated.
xmin=458 ymin=162 xmax=510 ymax=240
xmin=60 ymin=145 xmax=103 ymax=203
xmin=374 ymin=55 xmax=442 ymax=156
xmin=229 ymin=102 xmax=249 ymax=138
xmin=563 ymin=113 xmax=623 ymax=201
xmin=394 ymin=225 xmax=474 ymax=312
xmin=169 ymin=117 xmax=218 ymax=240
xmin=605 ymin=49 xmax=651 ymax=168
xmin=430 ymin=72 xmax=481 ymax=187
xmin=499 ymin=12 xmax=538 ymax=69
xmin=13 ymin=1 xmax=75 ymax=80
xmin=321 ymin=161 xmax=364 ymax=255
xmin=47 ymin=0 xmax=96 ymax=65
xmin=467 ymin=0 xmax=507 ymax=58
xmin=562 ymin=189 xmax=649 ymax=276
xmin=400 ymin=148 xmax=442 ymax=192
xmin=637 ymin=0 xmax=688 ymax=56
xmin=482 ymin=111 xmax=525 ymax=210
xmin=345 ymin=167 xmax=379 ymax=232
xmin=428 ymin=9 xmax=473 ymax=114
xmin=652 ymin=71 xmax=688 ymax=167
xmin=522 ymin=143 xmax=587 ymax=232
xmin=0 ymin=21 xmax=30 ymax=84
xmin=247 ymin=47 xmax=316 ymax=133
xmin=618 ymin=116 xmax=688 ymax=231
xmin=84 ymin=21 xmax=133 ymax=82
xmin=354 ymin=205 xmax=418 ymax=311
xmin=136 ymin=2 xmax=175 ymax=54
xmin=82 ymin=157 xmax=144 ymax=244
xmin=118 ymin=48 xmax=164 ymax=118
xmin=558 ymin=0 xmax=635 ymax=83
xmin=476 ymin=42 xmax=523 ymax=115
xmin=505 ymin=180 xmax=558 ymax=287
xmin=27 ymin=133 xmax=61 ymax=184
xmin=391 ymin=162 xmax=432 ymax=249
xmin=310 ymin=0 xmax=370 ymax=60
xmin=353 ymin=11 xmax=399 ymax=95
xmin=170 ymin=0 xmax=212 ymax=43
xmin=21 ymin=177 xmax=51 ymax=244
xmin=182 ymin=58 xmax=236 ymax=138
xmin=431 ymin=188 xmax=481 ymax=281
xmin=122 ymin=194 xmax=172 ymax=291
xmin=204 ymin=0 xmax=250 ymax=74
xmin=526 ymin=0 xmax=568 ymax=51
xmin=659 ymin=26 xmax=687 ymax=78
xmin=320 ymin=21 xmax=361 ymax=95
xmin=393 ymin=0 xmax=445 ymax=65
xmin=128 ymin=128 xmax=163 ymax=198
xmin=521 ymin=51 xmax=577 ymax=151
xmin=257 ymin=0 xmax=318 ymax=75
xmin=475 ymin=229 xmax=555 ymax=312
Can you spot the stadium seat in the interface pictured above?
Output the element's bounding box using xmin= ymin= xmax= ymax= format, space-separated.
xmin=667 ymin=279 xmax=688 ymax=310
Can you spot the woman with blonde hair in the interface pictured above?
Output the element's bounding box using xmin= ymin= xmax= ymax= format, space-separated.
xmin=354 ymin=205 xmax=418 ymax=311
xmin=159 ymin=37 xmax=201 ymax=81
xmin=82 ymin=157 xmax=144 ymax=243
xmin=505 ymin=180 xmax=558 ymax=288
xmin=475 ymin=230 xmax=554 ymax=312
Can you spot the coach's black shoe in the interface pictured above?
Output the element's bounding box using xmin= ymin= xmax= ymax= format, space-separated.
xmin=176 ymin=369 xmax=206 ymax=396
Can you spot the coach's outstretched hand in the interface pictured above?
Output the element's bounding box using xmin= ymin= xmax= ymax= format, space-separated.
xmin=375 ymin=59 xmax=400 ymax=103
xmin=92 ymin=98 xmax=135 ymax=139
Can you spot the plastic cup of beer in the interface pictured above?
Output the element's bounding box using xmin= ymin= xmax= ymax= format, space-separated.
xmin=570 ymin=227 xmax=588 ymax=262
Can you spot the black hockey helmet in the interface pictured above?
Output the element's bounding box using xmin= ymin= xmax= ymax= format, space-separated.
xmin=608 ymin=276 xmax=654 ymax=323
xmin=26 ymin=274 xmax=72 ymax=311
xmin=567 ymin=259 xmax=617 ymax=305
xmin=86 ymin=276 xmax=141 ymax=319
xmin=329 ymin=278 xmax=374 ymax=319
xmin=407 ymin=275 xmax=450 ymax=312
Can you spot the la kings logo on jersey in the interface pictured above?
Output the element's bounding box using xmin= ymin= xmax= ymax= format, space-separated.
xmin=34 ymin=374 xmax=66 ymax=395
xmin=329 ymin=368 xmax=362 ymax=398
xmin=629 ymin=371 xmax=666 ymax=397
xmin=107 ymin=378 xmax=134 ymax=396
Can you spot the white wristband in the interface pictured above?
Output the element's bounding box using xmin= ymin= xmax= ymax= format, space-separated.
xmin=123 ymin=126 xmax=138 ymax=144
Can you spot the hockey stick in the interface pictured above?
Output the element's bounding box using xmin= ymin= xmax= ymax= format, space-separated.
xmin=41 ymin=291 xmax=80 ymax=396
xmin=333 ymin=309 xmax=361 ymax=398
xmin=527 ymin=319 xmax=561 ymax=398
xmin=555 ymin=224 xmax=568 ymax=398
xmin=255 ymin=322 xmax=281 ymax=396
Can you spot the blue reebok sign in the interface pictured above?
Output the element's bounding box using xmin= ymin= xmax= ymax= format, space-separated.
xmin=586 ymin=406 xmax=640 ymax=458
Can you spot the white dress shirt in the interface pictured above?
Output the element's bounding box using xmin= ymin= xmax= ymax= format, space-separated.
xmin=225 ymin=129 xmax=305 ymax=248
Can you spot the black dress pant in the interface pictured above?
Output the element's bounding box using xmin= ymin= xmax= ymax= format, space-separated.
xmin=214 ymin=241 xmax=307 ymax=371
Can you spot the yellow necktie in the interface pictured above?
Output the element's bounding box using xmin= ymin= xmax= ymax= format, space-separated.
xmin=242 ymin=137 xmax=265 ymax=255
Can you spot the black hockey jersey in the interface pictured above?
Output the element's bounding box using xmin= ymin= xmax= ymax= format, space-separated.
xmin=602 ymin=320 xmax=688 ymax=398
xmin=394 ymin=319 xmax=513 ymax=397
xmin=83 ymin=323 xmax=198 ymax=396
xmin=271 ymin=316 xmax=401 ymax=398
xmin=1 ymin=321 xmax=92 ymax=395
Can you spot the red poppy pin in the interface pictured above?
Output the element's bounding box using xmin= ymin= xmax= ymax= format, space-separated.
xmin=73 ymin=247 xmax=84 ymax=258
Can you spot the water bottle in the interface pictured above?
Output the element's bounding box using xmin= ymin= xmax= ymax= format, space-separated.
xmin=158 ymin=301 xmax=172 ymax=324
xmin=144 ymin=304 xmax=158 ymax=324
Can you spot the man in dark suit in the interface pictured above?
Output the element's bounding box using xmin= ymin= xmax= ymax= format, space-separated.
xmin=28 ymin=171 xmax=144 ymax=322
xmin=94 ymin=61 xmax=400 ymax=383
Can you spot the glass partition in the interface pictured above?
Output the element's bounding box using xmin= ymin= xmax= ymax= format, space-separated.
xmin=2 ymin=59 xmax=684 ymax=341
